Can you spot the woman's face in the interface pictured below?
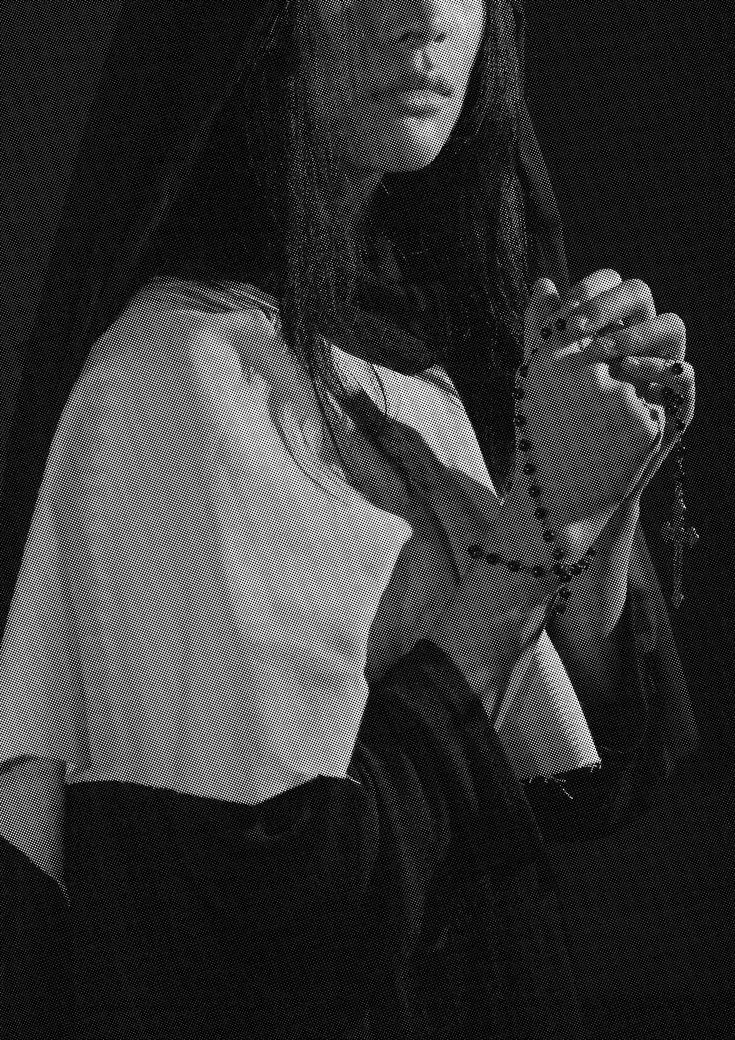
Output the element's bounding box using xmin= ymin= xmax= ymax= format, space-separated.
xmin=312 ymin=1 xmax=486 ymax=179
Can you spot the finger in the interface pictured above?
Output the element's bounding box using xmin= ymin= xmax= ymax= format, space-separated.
xmin=565 ymin=278 xmax=657 ymax=341
xmin=525 ymin=277 xmax=562 ymax=345
xmin=626 ymin=381 xmax=669 ymax=406
xmin=531 ymin=270 xmax=622 ymax=349
xmin=589 ymin=312 xmax=686 ymax=363
xmin=611 ymin=363 xmax=695 ymax=433
xmin=609 ymin=355 xmax=694 ymax=390
xmin=527 ymin=277 xmax=560 ymax=316
xmin=556 ymin=269 xmax=623 ymax=316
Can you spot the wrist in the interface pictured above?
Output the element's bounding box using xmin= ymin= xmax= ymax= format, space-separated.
xmin=492 ymin=487 xmax=608 ymax=581
xmin=426 ymin=564 xmax=560 ymax=699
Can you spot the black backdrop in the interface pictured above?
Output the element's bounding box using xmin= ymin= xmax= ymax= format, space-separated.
xmin=526 ymin=0 xmax=735 ymax=762
xmin=3 ymin=3 xmax=734 ymax=1036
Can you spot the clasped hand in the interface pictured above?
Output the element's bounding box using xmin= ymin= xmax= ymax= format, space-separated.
xmin=518 ymin=268 xmax=696 ymax=532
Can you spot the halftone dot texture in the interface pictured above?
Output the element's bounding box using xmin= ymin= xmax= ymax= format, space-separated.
xmin=1 ymin=277 xmax=605 ymax=799
xmin=3 ymin=0 xmax=730 ymax=1035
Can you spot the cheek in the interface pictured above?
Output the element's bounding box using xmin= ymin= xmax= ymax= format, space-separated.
xmin=456 ymin=7 xmax=486 ymax=90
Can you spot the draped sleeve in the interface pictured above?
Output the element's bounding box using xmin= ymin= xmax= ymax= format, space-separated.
xmin=1 ymin=634 xmax=584 ymax=1040
xmin=521 ymin=529 xmax=701 ymax=844
xmin=0 ymin=289 xmax=413 ymax=803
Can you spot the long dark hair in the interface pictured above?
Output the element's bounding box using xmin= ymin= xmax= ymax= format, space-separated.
xmin=135 ymin=0 xmax=532 ymax=495
xmin=3 ymin=0 xmax=569 ymax=634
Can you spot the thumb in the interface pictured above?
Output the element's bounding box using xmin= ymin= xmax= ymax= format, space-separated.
xmin=526 ymin=278 xmax=562 ymax=333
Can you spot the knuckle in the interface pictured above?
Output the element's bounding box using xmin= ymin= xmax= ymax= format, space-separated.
xmin=589 ymin=362 xmax=611 ymax=390
xmin=628 ymin=278 xmax=654 ymax=307
xmin=614 ymin=382 xmax=652 ymax=429
xmin=612 ymin=379 xmax=639 ymax=408
xmin=577 ymin=269 xmax=621 ymax=301
xmin=659 ymin=312 xmax=687 ymax=340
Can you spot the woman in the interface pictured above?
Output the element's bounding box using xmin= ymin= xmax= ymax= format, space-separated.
xmin=0 ymin=1 xmax=700 ymax=1037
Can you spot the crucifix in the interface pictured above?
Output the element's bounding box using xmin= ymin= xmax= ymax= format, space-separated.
xmin=660 ymin=482 xmax=699 ymax=609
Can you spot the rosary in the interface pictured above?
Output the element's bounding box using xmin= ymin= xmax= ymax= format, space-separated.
xmin=660 ymin=430 xmax=699 ymax=609
xmin=467 ymin=315 xmax=698 ymax=616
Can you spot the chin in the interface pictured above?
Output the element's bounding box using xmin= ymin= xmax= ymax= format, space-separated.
xmin=383 ymin=150 xmax=445 ymax=173
xmin=358 ymin=134 xmax=449 ymax=174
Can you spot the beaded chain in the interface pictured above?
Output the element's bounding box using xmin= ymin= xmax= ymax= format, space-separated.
xmin=659 ymin=366 xmax=697 ymax=609
xmin=467 ymin=316 xmax=695 ymax=618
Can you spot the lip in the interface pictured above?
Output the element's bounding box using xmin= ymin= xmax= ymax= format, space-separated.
xmin=374 ymin=88 xmax=448 ymax=114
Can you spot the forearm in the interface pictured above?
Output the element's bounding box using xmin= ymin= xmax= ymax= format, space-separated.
xmin=547 ymin=496 xmax=641 ymax=706
xmin=426 ymin=561 xmax=561 ymax=703
xmin=548 ymin=597 xmax=629 ymax=707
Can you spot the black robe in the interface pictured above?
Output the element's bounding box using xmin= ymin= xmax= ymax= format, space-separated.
xmin=1 ymin=541 xmax=698 ymax=1039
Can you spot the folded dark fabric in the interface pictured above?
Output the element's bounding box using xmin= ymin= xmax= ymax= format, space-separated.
xmin=1 ymin=638 xmax=581 ymax=1040
xmin=0 ymin=835 xmax=72 ymax=1039
xmin=0 ymin=581 xmax=698 ymax=1039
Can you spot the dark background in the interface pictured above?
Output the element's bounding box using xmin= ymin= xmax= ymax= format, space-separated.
xmin=2 ymin=3 xmax=734 ymax=1037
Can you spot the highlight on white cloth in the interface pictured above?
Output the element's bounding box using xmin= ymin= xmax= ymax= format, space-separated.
xmin=0 ymin=278 xmax=602 ymax=809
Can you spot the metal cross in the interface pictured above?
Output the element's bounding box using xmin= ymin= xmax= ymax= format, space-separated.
xmin=660 ymin=485 xmax=699 ymax=609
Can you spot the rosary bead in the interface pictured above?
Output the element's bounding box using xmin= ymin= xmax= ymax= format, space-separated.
xmin=673 ymin=442 xmax=685 ymax=457
xmin=468 ymin=544 xmax=485 ymax=559
xmin=675 ymin=418 xmax=686 ymax=431
xmin=485 ymin=552 xmax=500 ymax=565
xmin=501 ymin=342 xmax=647 ymax=605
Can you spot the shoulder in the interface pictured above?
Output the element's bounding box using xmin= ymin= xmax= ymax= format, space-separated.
xmin=83 ymin=277 xmax=283 ymax=389
xmin=57 ymin=278 xmax=337 ymax=484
